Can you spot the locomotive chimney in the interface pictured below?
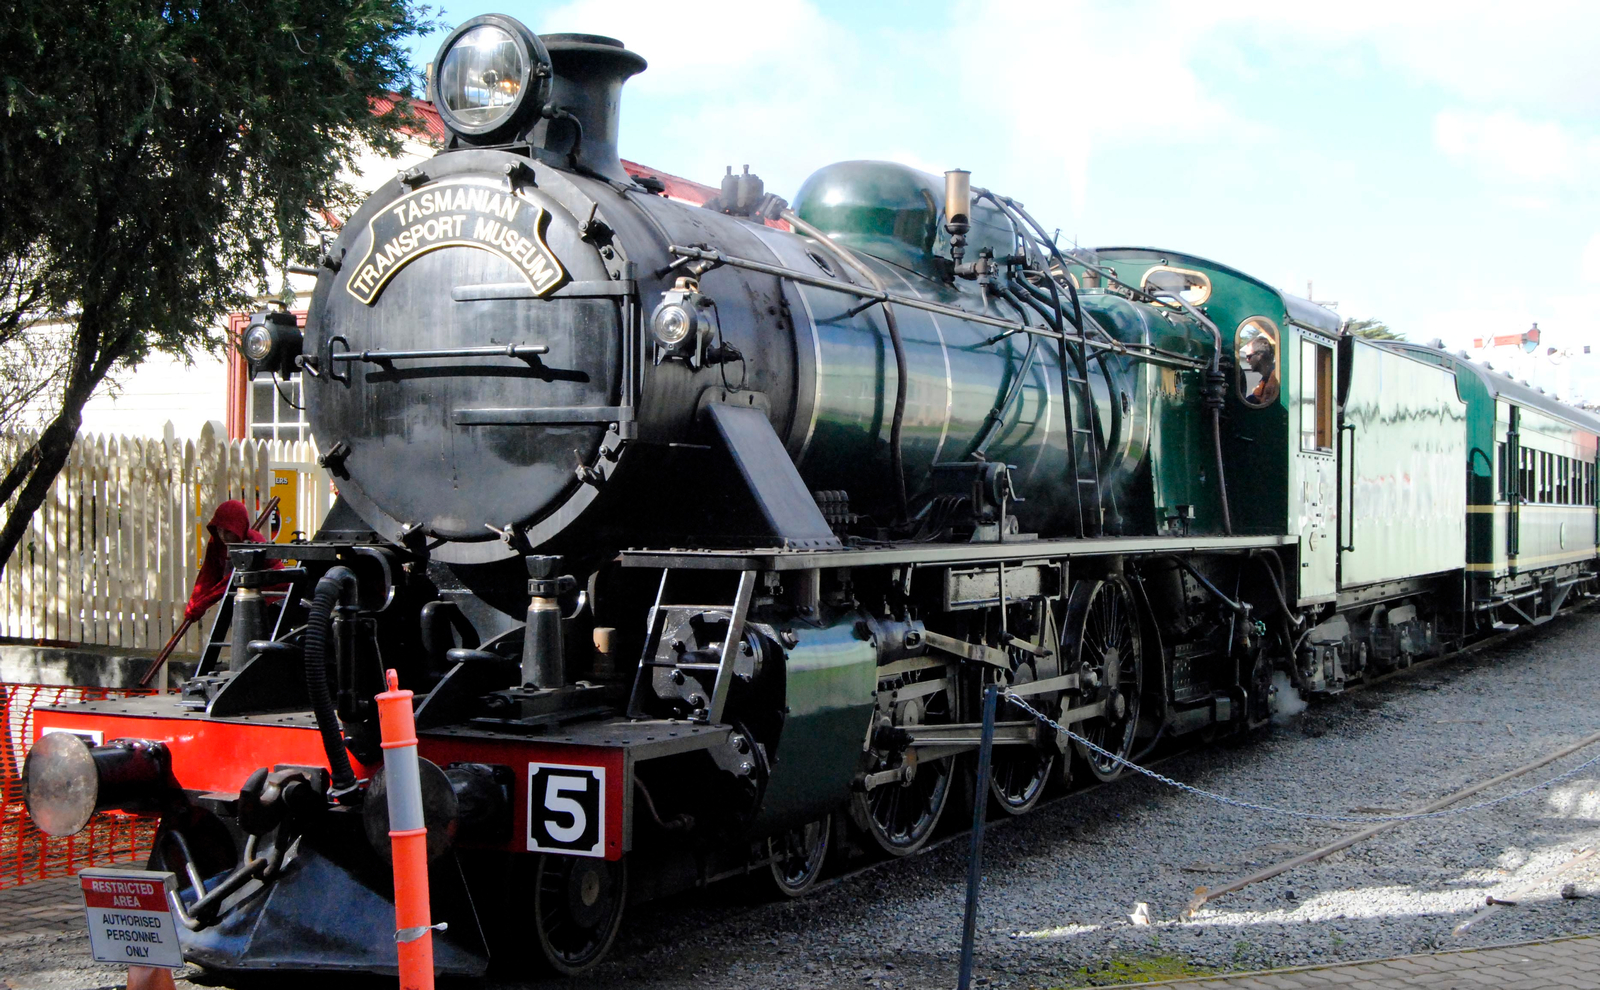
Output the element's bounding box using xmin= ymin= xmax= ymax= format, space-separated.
xmin=531 ymin=34 xmax=646 ymax=184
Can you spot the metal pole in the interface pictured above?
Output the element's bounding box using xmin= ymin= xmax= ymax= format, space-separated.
xmin=958 ymin=683 xmax=1000 ymax=990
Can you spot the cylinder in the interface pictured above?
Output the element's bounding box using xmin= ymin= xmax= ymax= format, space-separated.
xmin=521 ymin=556 xmax=569 ymax=690
xmin=944 ymin=169 xmax=971 ymax=225
xmin=230 ymin=587 xmax=263 ymax=672
xmin=521 ymin=595 xmax=564 ymax=689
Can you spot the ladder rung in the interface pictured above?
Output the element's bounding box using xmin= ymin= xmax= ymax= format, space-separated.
xmin=1078 ymin=479 xmax=1099 ymax=486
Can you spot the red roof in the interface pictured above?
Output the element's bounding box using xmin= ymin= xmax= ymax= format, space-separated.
xmin=373 ymin=93 xmax=449 ymax=144
xmin=620 ymin=160 xmax=719 ymax=204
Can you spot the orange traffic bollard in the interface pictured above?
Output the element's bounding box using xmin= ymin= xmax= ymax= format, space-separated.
xmin=376 ymin=668 xmax=436 ymax=990
xmin=127 ymin=965 xmax=177 ymax=990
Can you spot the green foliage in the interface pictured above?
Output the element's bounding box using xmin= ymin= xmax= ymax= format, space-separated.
xmin=1346 ymin=318 xmax=1404 ymax=341
xmin=0 ymin=0 xmax=438 ymax=574
xmin=1059 ymin=953 xmax=1217 ymax=987
xmin=1 ymin=0 xmax=436 ymax=366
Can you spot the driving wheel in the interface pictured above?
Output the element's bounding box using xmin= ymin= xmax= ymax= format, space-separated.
xmin=987 ymin=605 xmax=1061 ymax=814
xmin=1061 ymin=577 xmax=1144 ymax=782
xmin=851 ymin=666 xmax=954 ymax=856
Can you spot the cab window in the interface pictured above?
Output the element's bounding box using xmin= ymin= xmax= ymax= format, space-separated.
xmin=1299 ymin=338 xmax=1334 ymax=451
xmin=1235 ymin=318 xmax=1280 ymax=407
xmin=1142 ymin=266 xmax=1211 ymax=306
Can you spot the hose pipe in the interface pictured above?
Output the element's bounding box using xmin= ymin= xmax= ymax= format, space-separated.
xmin=304 ymin=565 xmax=358 ymax=792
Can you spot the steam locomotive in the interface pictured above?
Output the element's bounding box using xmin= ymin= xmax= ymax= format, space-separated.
xmin=23 ymin=13 xmax=1599 ymax=977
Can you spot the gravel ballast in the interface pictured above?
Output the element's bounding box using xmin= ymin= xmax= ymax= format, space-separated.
xmin=8 ymin=608 xmax=1600 ymax=990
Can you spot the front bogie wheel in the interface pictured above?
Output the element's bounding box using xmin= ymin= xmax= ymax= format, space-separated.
xmin=533 ymin=853 xmax=627 ymax=976
xmin=768 ymin=814 xmax=831 ymax=897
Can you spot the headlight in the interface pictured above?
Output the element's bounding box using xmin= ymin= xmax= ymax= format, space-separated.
xmin=243 ymin=323 xmax=275 ymax=362
xmin=650 ymin=278 xmax=716 ymax=366
xmin=652 ymin=304 xmax=693 ymax=346
xmin=439 ymin=26 xmax=524 ymax=128
xmin=649 ymin=281 xmax=726 ymax=369
xmin=430 ymin=16 xmax=550 ymax=142
xmin=242 ymin=311 xmax=303 ymax=376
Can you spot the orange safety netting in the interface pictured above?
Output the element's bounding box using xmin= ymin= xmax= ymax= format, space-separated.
xmin=1 ymin=683 xmax=161 ymax=889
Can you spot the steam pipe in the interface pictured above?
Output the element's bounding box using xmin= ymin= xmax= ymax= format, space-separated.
xmin=1250 ymin=548 xmax=1304 ymax=628
xmin=1165 ymin=556 xmax=1249 ymax=615
xmin=1001 ymin=273 xmax=1117 ymax=471
xmin=974 ymin=282 xmax=1041 ymax=459
xmin=782 ymin=209 xmax=909 ymax=519
xmin=305 ymin=565 xmax=359 ymax=792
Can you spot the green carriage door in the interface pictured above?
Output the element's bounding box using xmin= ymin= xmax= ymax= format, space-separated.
xmin=1298 ymin=337 xmax=1338 ymax=600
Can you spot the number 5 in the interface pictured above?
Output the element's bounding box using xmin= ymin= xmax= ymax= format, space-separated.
xmin=544 ymin=775 xmax=588 ymax=843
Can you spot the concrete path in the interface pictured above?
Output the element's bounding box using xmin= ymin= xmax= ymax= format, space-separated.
xmin=2 ymin=873 xmax=1596 ymax=988
xmin=1128 ymin=934 xmax=1600 ymax=989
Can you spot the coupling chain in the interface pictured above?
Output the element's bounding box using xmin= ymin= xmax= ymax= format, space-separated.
xmin=1001 ymin=690 xmax=1600 ymax=823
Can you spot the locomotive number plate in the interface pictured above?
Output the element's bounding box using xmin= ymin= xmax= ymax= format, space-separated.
xmin=527 ymin=762 xmax=605 ymax=857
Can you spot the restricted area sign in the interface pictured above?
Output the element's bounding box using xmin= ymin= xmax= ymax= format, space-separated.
xmin=79 ymin=868 xmax=184 ymax=969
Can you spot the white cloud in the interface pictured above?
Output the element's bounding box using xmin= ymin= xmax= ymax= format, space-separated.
xmin=1582 ymin=234 xmax=1600 ymax=285
xmin=1202 ymin=0 xmax=1600 ymax=113
xmin=1433 ymin=110 xmax=1599 ymax=183
xmin=518 ymin=0 xmax=1240 ymax=219
xmin=948 ymin=0 xmax=1236 ymax=216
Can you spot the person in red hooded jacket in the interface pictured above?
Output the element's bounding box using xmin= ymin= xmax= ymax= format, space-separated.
xmin=183 ymin=499 xmax=277 ymax=623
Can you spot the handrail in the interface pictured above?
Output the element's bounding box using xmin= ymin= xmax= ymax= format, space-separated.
xmin=327 ymin=344 xmax=549 ymax=363
xmin=666 ymin=244 xmax=1207 ymax=372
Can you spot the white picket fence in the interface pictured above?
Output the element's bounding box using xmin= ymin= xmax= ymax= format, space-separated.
xmin=0 ymin=422 xmax=330 ymax=656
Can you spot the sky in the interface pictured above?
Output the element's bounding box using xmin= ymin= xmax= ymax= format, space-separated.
xmin=408 ymin=0 xmax=1600 ymax=402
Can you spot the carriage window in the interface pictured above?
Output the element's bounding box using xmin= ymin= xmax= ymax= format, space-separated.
xmin=1235 ymin=318 xmax=1279 ymax=407
xmin=1142 ymin=266 xmax=1212 ymax=306
xmin=1497 ymin=443 xmax=1507 ymax=500
xmin=1299 ymin=338 xmax=1334 ymax=451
